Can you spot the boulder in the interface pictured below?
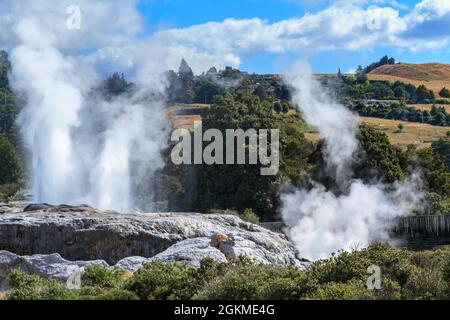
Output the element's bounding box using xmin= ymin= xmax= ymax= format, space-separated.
xmin=0 ymin=250 xmax=108 ymax=289
xmin=0 ymin=201 xmax=30 ymax=215
xmin=151 ymin=237 xmax=228 ymax=267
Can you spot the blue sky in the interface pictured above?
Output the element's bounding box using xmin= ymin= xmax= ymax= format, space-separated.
xmin=135 ymin=0 xmax=449 ymax=74
xmin=2 ymin=0 xmax=447 ymax=76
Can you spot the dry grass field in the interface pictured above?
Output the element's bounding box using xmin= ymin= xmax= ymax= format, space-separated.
xmin=304 ymin=116 xmax=449 ymax=149
xmin=359 ymin=117 xmax=449 ymax=149
xmin=305 ymin=117 xmax=448 ymax=149
xmin=368 ymin=62 xmax=450 ymax=96
xmin=166 ymin=104 xmax=448 ymax=149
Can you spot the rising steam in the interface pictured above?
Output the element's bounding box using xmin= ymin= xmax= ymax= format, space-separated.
xmin=282 ymin=63 xmax=423 ymax=260
xmin=10 ymin=15 xmax=169 ymax=212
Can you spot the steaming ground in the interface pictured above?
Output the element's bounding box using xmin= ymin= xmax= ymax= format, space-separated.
xmin=282 ymin=63 xmax=424 ymax=261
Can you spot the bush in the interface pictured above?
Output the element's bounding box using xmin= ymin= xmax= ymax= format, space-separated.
xmin=7 ymin=269 xmax=42 ymax=300
xmin=88 ymin=288 xmax=139 ymax=300
xmin=40 ymin=280 xmax=79 ymax=300
xmin=402 ymin=267 xmax=447 ymax=300
xmin=124 ymin=259 xmax=196 ymax=300
xmin=240 ymin=208 xmax=260 ymax=224
xmin=309 ymin=279 xmax=370 ymax=300
xmin=81 ymin=265 xmax=126 ymax=289
xmin=4 ymin=244 xmax=450 ymax=300
xmin=435 ymin=98 xmax=450 ymax=104
xmin=194 ymin=258 xmax=316 ymax=300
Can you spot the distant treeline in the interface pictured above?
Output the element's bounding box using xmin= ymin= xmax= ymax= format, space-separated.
xmin=351 ymin=102 xmax=450 ymax=127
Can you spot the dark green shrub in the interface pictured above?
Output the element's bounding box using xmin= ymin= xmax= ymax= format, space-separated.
xmin=81 ymin=265 xmax=126 ymax=288
xmin=7 ymin=269 xmax=41 ymax=300
xmin=88 ymin=288 xmax=139 ymax=300
xmin=309 ymin=278 xmax=401 ymax=300
xmin=40 ymin=280 xmax=79 ymax=300
xmin=240 ymin=208 xmax=260 ymax=224
xmin=402 ymin=267 xmax=447 ymax=300
xmin=124 ymin=259 xmax=195 ymax=300
xmin=194 ymin=259 xmax=315 ymax=300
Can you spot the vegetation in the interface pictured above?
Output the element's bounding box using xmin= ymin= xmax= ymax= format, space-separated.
xmin=440 ymin=88 xmax=450 ymax=98
xmin=4 ymin=243 xmax=450 ymax=300
xmin=0 ymin=50 xmax=24 ymax=201
xmin=363 ymin=55 xmax=396 ymax=74
xmin=154 ymin=60 xmax=450 ymax=219
xmin=351 ymin=101 xmax=450 ymax=127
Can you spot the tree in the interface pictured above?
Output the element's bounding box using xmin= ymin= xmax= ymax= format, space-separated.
xmin=206 ymin=67 xmax=218 ymax=76
xmin=165 ymin=70 xmax=183 ymax=103
xmin=439 ymin=87 xmax=450 ymax=98
xmin=176 ymin=93 xmax=312 ymax=220
xmin=100 ymin=72 xmax=132 ymax=97
xmin=354 ymin=125 xmax=405 ymax=183
xmin=193 ymin=79 xmax=224 ymax=104
xmin=416 ymin=85 xmax=434 ymax=102
xmin=254 ymin=85 xmax=267 ymax=101
xmin=363 ymin=56 xmax=396 ymax=73
xmin=281 ymin=102 xmax=289 ymax=113
xmin=397 ymin=123 xmax=404 ymax=133
xmin=432 ymin=138 xmax=450 ymax=171
xmin=394 ymin=86 xmax=409 ymax=101
xmin=273 ymin=101 xmax=282 ymax=113
xmin=413 ymin=147 xmax=450 ymax=197
xmin=380 ymin=55 xmax=389 ymax=65
xmin=178 ymin=59 xmax=194 ymax=83
xmin=355 ymin=66 xmax=368 ymax=84
xmin=0 ymin=50 xmax=11 ymax=90
xmin=0 ymin=134 xmax=23 ymax=185
xmin=183 ymin=83 xmax=195 ymax=104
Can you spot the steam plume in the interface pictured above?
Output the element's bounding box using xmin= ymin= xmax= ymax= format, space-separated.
xmin=10 ymin=15 xmax=169 ymax=212
xmin=282 ymin=63 xmax=423 ymax=260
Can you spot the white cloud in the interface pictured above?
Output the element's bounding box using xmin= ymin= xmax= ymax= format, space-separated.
xmin=0 ymin=0 xmax=449 ymax=74
xmin=0 ymin=0 xmax=142 ymax=51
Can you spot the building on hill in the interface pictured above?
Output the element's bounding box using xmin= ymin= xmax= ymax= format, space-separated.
xmin=364 ymin=99 xmax=400 ymax=106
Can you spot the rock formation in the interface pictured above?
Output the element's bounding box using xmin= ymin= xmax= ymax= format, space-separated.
xmin=0 ymin=204 xmax=304 ymax=285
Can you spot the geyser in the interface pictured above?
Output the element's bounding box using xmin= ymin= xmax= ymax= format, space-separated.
xmin=282 ymin=62 xmax=424 ymax=260
xmin=10 ymin=16 xmax=169 ymax=212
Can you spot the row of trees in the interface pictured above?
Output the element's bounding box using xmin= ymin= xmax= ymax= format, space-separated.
xmin=333 ymin=75 xmax=439 ymax=104
xmin=352 ymin=102 xmax=450 ymax=126
xmin=363 ymin=55 xmax=396 ymax=74
xmin=336 ymin=56 xmax=449 ymax=105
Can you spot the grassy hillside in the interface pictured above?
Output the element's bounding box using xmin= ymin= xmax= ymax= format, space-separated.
xmin=359 ymin=117 xmax=449 ymax=149
xmin=368 ymin=62 xmax=450 ymax=96
xmin=305 ymin=117 xmax=449 ymax=149
xmin=167 ymin=104 xmax=449 ymax=149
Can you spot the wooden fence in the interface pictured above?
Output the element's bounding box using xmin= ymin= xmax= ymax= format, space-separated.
xmin=260 ymin=215 xmax=450 ymax=238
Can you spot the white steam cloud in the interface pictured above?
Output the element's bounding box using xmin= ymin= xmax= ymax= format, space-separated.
xmin=282 ymin=63 xmax=423 ymax=261
xmin=10 ymin=9 xmax=169 ymax=212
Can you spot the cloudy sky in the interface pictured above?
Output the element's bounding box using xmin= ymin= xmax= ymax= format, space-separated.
xmin=0 ymin=0 xmax=449 ymax=74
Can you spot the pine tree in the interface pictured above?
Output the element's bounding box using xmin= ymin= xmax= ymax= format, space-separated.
xmin=439 ymin=87 xmax=450 ymax=98
xmin=178 ymin=59 xmax=194 ymax=83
